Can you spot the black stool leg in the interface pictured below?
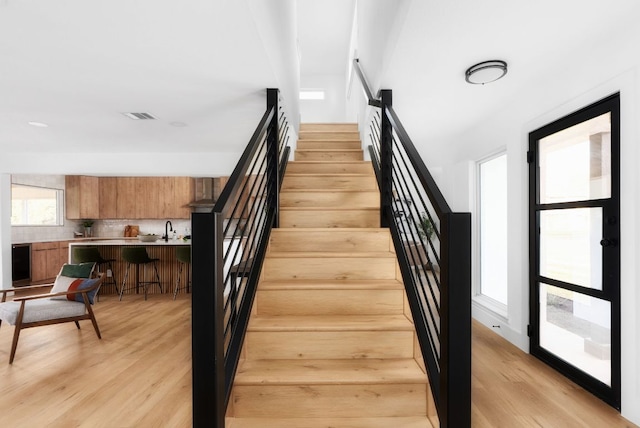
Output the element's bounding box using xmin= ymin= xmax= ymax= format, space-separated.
xmin=119 ymin=262 xmax=131 ymax=301
xmin=108 ymin=260 xmax=119 ymax=294
xmin=173 ymin=262 xmax=183 ymax=300
xmin=153 ymin=261 xmax=162 ymax=294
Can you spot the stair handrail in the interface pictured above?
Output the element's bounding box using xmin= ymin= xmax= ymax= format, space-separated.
xmin=353 ymin=59 xmax=382 ymax=108
xmin=355 ymin=60 xmax=472 ymax=427
xmin=191 ymin=88 xmax=290 ymax=428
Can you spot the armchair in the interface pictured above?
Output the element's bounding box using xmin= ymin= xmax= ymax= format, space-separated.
xmin=0 ymin=267 xmax=104 ymax=364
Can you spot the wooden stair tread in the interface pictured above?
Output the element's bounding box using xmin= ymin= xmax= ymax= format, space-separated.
xmin=266 ymin=251 xmax=396 ymax=258
xmin=281 ymin=188 xmax=377 ymax=193
xmin=284 ymin=173 xmax=372 ymax=177
xmin=279 ymin=207 xmax=379 ymax=213
xmin=297 ymin=138 xmax=361 ymax=142
xmin=248 ymin=315 xmax=414 ymax=331
xmin=226 ymin=416 xmax=432 ymax=428
xmin=272 ymin=227 xmax=386 ymax=233
xmin=235 ymin=358 xmax=427 ymax=385
xmin=295 ymin=148 xmax=363 ymax=152
xmin=259 ymin=279 xmax=403 ymax=290
xmin=288 ymin=160 xmax=370 ymax=164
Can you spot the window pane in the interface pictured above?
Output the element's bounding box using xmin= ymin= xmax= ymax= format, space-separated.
xmin=539 ymin=283 xmax=611 ymax=386
xmin=539 ymin=113 xmax=611 ymax=204
xmin=479 ymin=154 xmax=508 ymax=305
xmin=11 ymin=184 xmax=62 ymax=226
xmin=539 ymin=207 xmax=602 ymax=290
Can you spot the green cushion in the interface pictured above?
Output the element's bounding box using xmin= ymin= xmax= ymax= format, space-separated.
xmin=59 ymin=262 xmax=96 ymax=279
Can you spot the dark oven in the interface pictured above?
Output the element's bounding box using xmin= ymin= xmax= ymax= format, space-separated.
xmin=12 ymin=243 xmax=31 ymax=286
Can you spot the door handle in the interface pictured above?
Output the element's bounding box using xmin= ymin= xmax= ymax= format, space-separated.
xmin=600 ymin=238 xmax=617 ymax=247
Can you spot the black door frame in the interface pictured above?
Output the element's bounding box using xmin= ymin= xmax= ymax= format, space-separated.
xmin=528 ymin=93 xmax=621 ymax=409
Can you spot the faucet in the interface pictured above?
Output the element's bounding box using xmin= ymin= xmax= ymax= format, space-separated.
xmin=164 ymin=220 xmax=173 ymax=242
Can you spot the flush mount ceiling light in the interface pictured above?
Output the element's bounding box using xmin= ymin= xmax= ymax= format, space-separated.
xmin=465 ymin=60 xmax=508 ymax=85
xmin=121 ymin=112 xmax=157 ymax=120
xmin=28 ymin=121 xmax=49 ymax=128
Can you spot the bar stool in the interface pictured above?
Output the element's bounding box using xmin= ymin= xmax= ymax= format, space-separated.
xmin=173 ymin=246 xmax=191 ymax=300
xmin=73 ymin=246 xmax=119 ymax=299
xmin=120 ymin=247 xmax=162 ymax=301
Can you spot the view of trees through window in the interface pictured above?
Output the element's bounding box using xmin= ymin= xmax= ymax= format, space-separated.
xmin=11 ymin=184 xmax=62 ymax=226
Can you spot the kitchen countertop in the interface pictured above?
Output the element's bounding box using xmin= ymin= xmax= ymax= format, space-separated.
xmin=69 ymin=239 xmax=191 ymax=246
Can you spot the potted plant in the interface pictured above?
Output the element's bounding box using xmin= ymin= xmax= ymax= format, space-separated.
xmin=417 ymin=212 xmax=434 ymax=240
xmin=82 ymin=219 xmax=94 ymax=237
xmin=405 ymin=212 xmax=436 ymax=271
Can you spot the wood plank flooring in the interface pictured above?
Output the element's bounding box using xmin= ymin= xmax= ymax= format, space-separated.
xmin=0 ymin=294 xmax=192 ymax=428
xmin=0 ymin=295 xmax=636 ymax=427
xmin=471 ymin=320 xmax=635 ymax=427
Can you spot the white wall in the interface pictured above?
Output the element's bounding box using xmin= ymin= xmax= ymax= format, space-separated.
xmin=351 ymin=1 xmax=640 ymax=423
xmin=438 ymin=27 xmax=640 ymax=426
xmin=0 ymin=175 xmax=11 ymax=289
xmin=349 ymin=0 xmax=411 ymax=137
xmin=300 ymin=74 xmax=348 ymax=122
xmin=247 ymin=0 xmax=301 ymax=133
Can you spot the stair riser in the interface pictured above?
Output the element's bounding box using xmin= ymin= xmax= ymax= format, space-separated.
xmin=280 ymin=191 xmax=379 ymax=208
xmin=295 ymin=150 xmax=364 ymax=161
xmin=300 ymin=123 xmax=358 ymax=132
xmin=300 ymin=132 xmax=360 ymax=140
xmin=269 ymin=229 xmax=391 ymax=252
xmin=244 ymin=330 xmax=414 ymax=360
xmin=297 ymin=140 xmax=361 ymax=150
xmin=231 ymin=384 xmax=427 ymax=418
xmin=262 ymin=257 xmax=396 ymax=281
xmin=282 ymin=175 xmax=377 ymax=190
xmin=256 ymin=289 xmax=404 ymax=316
xmin=287 ymin=162 xmax=373 ymax=174
xmin=280 ymin=209 xmax=379 ymax=228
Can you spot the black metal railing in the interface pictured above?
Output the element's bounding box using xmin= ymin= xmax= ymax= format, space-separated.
xmin=355 ymin=59 xmax=472 ymax=427
xmin=191 ymin=88 xmax=290 ymax=427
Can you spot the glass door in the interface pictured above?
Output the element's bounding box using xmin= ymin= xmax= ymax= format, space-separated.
xmin=529 ymin=94 xmax=620 ymax=409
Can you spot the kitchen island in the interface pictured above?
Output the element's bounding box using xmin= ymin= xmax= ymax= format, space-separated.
xmin=68 ymin=239 xmax=191 ymax=297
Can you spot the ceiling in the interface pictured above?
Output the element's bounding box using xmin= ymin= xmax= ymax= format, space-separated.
xmin=2 ymin=0 xmax=639 ymax=171
xmin=0 ymin=0 xmax=282 ymax=157
xmin=297 ymin=0 xmax=355 ymax=76
xmin=373 ymin=0 xmax=640 ymax=161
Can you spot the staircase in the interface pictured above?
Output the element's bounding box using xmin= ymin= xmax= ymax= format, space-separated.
xmin=225 ymin=123 xmax=435 ymax=427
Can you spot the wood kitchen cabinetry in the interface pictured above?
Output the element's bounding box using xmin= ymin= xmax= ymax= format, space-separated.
xmin=31 ymin=241 xmax=70 ymax=284
xmin=65 ymin=176 xmax=100 ymax=219
xmin=115 ymin=177 xmax=137 ymax=219
xmin=66 ymin=175 xmax=194 ymax=220
xmin=99 ymin=177 xmax=118 ymax=219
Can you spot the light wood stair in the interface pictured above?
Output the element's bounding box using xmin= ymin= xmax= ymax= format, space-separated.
xmin=226 ymin=123 xmax=435 ymax=427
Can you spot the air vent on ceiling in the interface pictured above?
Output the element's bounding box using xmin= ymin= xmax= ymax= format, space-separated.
xmin=122 ymin=112 xmax=157 ymax=120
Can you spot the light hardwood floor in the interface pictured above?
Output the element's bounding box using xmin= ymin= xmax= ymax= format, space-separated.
xmin=472 ymin=320 xmax=636 ymax=427
xmin=0 ymin=293 xmax=192 ymax=428
xmin=0 ymin=294 xmax=636 ymax=427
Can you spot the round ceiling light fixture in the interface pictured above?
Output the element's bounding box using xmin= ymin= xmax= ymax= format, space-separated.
xmin=465 ymin=60 xmax=508 ymax=85
xmin=28 ymin=121 xmax=49 ymax=128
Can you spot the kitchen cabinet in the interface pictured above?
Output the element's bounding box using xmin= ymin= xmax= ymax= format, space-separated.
xmin=67 ymin=175 xmax=194 ymax=220
xmin=99 ymin=177 xmax=118 ymax=219
xmin=158 ymin=177 xmax=175 ymax=218
xmin=65 ymin=176 xmax=100 ymax=219
xmin=135 ymin=177 xmax=159 ymax=219
xmin=173 ymin=176 xmax=194 ymax=218
xmin=58 ymin=241 xmax=70 ymax=267
xmin=31 ymin=241 xmax=62 ymax=283
xmin=115 ymin=177 xmax=137 ymax=219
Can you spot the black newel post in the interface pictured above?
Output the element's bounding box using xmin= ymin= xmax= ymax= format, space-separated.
xmin=191 ymin=211 xmax=225 ymax=428
xmin=380 ymin=89 xmax=393 ymax=227
xmin=440 ymin=212 xmax=472 ymax=428
xmin=267 ymin=88 xmax=280 ymax=228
